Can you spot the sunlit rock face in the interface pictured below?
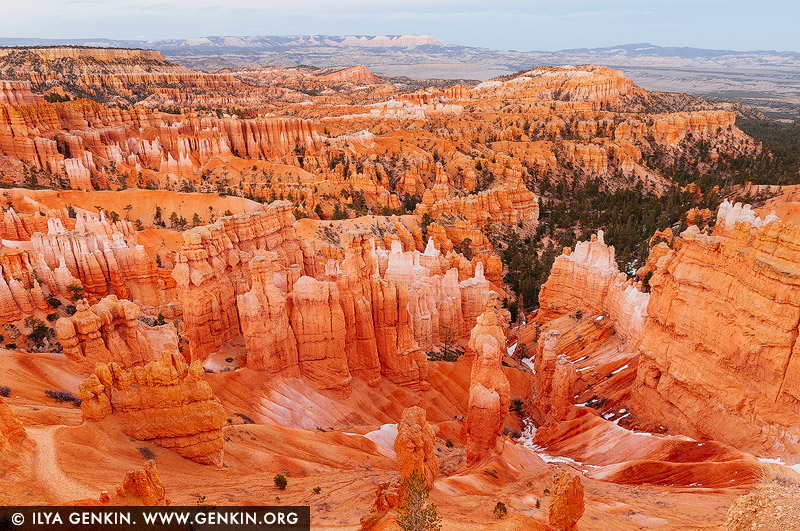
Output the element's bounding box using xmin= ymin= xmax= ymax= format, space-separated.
xmin=633 ymin=201 xmax=800 ymax=460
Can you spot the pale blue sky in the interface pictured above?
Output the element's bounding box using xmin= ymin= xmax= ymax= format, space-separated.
xmin=2 ymin=0 xmax=798 ymax=52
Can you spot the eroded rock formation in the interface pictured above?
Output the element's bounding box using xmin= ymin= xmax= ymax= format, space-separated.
xmin=290 ymin=275 xmax=352 ymax=396
xmin=538 ymin=230 xmax=649 ymax=345
xmin=79 ymin=352 xmax=226 ymax=466
xmin=394 ymin=406 xmax=438 ymax=487
xmin=548 ymin=471 xmax=585 ymax=531
xmin=633 ymin=201 xmax=800 ymax=459
xmin=465 ymin=302 xmax=510 ymax=465
xmin=111 ymin=462 xmax=169 ymax=506
xmin=55 ymin=296 xmax=177 ymax=373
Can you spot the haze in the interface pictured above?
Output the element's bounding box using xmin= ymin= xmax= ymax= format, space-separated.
xmin=2 ymin=0 xmax=798 ymax=52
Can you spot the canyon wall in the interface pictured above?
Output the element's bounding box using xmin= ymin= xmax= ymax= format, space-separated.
xmin=171 ymin=202 xmax=305 ymax=361
xmin=177 ymin=207 xmax=498 ymax=394
xmin=632 ymin=201 xmax=800 ymax=459
xmin=537 ymin=202 xmax=800 ymax=460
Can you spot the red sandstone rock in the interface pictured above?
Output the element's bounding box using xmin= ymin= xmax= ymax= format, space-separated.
xmin=465 ymin=303 xmax=511 ymax=465
xmin=289 ymin=275 xmax=352 ymax=396
xmin=359 ymin=476 xmax=402 ymax=531
xmin=538 ymin=231 xmax=649 ymax=345
xmin=394 ymin=406 xmax=438 ymax=487
xmin=115 ymin=462 xmax=169 ymax=506
xmin=633 ymin=201 xmax=800 ymax=459
xmin=79 ymin=352 xmax=226 ymax=466
xmin=237 ymin=253 xmax=299 ymax=374
xmin=55 ymin=295 xmax=176 ymax=373
xmin=548 ymin=471 xmax=585 ymax=531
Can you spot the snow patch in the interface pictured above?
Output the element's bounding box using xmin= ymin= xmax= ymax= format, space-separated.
xmin=609 ymin=364 xmax=629 ymax=375
xmin=364 ymin=424 xmax=399 ymax=459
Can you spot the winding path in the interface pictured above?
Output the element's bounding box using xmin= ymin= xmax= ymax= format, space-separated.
xmin=27 ymin=426 xmax=97 ymax=502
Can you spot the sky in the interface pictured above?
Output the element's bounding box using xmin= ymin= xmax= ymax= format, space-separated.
xmin=2 ymin=0 xmax=798 ymax=52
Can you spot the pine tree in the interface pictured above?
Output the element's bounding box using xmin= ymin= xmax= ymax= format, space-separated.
xmin=396 ymin=470 xmax=442 ymax=531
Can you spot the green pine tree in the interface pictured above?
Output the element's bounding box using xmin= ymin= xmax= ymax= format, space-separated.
xmin=396 ymin=470 xmax=442 ymax=531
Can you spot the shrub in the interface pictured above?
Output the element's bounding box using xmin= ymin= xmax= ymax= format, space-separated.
xmin=0 ymin=385 xmax=10 ymax=397
xmin=515 ymin=343 xmax=530 ymax=360
xmin=46 ymin=312 xmax=59 ymax=323
xmin=493 ymin=501 xmax=507 ymax=519
xmin=137 ymin=447 xmax=156 ymax=461
xmin=64 ymin=304 xmax=77 ymax=316
xmin=4 ymin=344 xmax=16 ymax=350
xmin=445 ymin=439 xmax=454 ymax=448
xmin=154 ymin=313 xmax=166 ymax=326
xmin=313 ymin=486 xmax=321 ymax=494
xmin=457 ymin=238 xmax=473 ymax=260
xmin=535 ymin=499 xmax=541 ymax=509
xmin=396 ymin=469 xmax=441 ymax=531
xmin=509 ymin=398 xmax=524 ymax=414
xmin=273 ymin=473 xmax=287 ymax=490
xmin=26 ymin=318 xmax=52 ymax=348
xmin=66 ymin=284 xmax=86 ymax=302
xmin=45 ymin=389 xmax=81 ymax=407
xmin=235 ymin=412 xmax=255 ymax=424
xmin=425 ymin=325 xmax=463 ymax=362
xmin=45 ymin=295 xmax=62 ymax=308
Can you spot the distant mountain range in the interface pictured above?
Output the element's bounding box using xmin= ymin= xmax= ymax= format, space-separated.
xmin=2 ymin=36 xmax=799 ymax=117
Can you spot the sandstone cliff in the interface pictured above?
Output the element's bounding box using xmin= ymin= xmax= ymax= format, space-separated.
xmin=538 ymin=230 xmax=649 ymax=346
xmin=633 ymin=201 xmax=800 ymax=459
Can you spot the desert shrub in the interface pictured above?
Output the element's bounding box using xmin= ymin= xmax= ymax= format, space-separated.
xmin=456 ymin=237 xmax=473 ymax=260
xmin=64 ymin=304 xmax=77 ymax=316
xmin=4 ymin=343 xmax=16 ymax=350
xmin=515 ymin=343 xmax=531 ymax=360
xmin=273 ymin=473 xmax=287 ymax=490
xmin=46 ymin=312 xmax=59 ymax=323
xmin=425 ymin=326 xmax=463 ymax=362
xmin=45 ymin=389 xmax=81 ymax=407
xmin=0 ymin=385 xmax=10 ymax=397
xmin=509 ymin=398 xmax=524 ymax=414
xmin=493 ymin=501 xmax=507 ymax=519
xmin=313 ymin=486 xmax=321 ymax=494
xmin=235 ymin=412 xmax=255 ymax=424
xmin=137 ymin=447 xmax=156 ymax=460
xmin=26 ymin=318 xmax=52 ymax=348
xmin=45 ymin=295 xmax=62 ymax=308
